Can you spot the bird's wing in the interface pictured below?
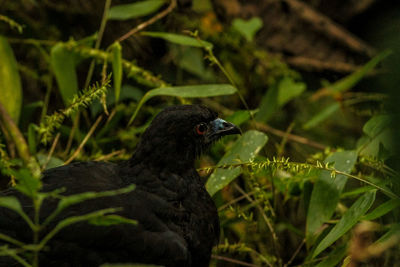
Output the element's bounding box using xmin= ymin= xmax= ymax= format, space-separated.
xmin=0 ymin=162 xmax=190 ymax=266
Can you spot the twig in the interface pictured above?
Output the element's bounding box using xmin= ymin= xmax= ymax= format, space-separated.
xmin=94 ymin=149 xmax=126 ymax=162
xmin=284 ymin=238 xmax=306 ymax=267
xmin=41 ymin=133 xmax=60 ymax=171
xmin=253 ymin=122 xmax=328 ymax=151
xmin=64 ymin=115 xmax=103 ymax=165
xmin=211 ymin=255 xmax=261 ymax=267
xmin=83 ymin=0 xmax=112 ymax=89
xmin=118 ymin=0 xmax=177 ymax=42
xmin=234 ymin=184 xmax=280 ymax=260
xmin=0 ymin=102 xmax=40 ymax=177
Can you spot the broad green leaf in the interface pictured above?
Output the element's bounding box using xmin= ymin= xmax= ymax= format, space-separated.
xmin=315 ymin=244 xmax=347 ymax=267
xmin=43 ymin=184 xmax=135 ymax=226
xmin=0 ymin=196 xmax=34 ymax=229
xmin=128 ymin=84 xmax=236 ymax=124
xmin=255 ymin=77 xmax=305 ymax=123
xmin=108 ymin=0 xmax=166 ymax=20
xmin=277 ymin=77 xmax=306 ymax=106
xmin=13 ymin=168 xmax=41 ymax=197
xmin=255 ymin=84 xmax=278 ymax=123
xmin=51 ymin=43 xmax=79 ymax=106
xmin=206 ymin=130 xmax=268 ymax=196
xmin=226 ymin=110 xmax=254 ymax=126
xmin=362 ymin=199 xmax=400 ymax=221
xmin=326 ymin=50 xmax=391 ymax=94
xmin=89 ymin=214 xmax=137 ymax=226
xmin=232 ymin=17 xmax=263 ymax=42
xmin=363 ymin=115 xmax=391 ymax=137
xmin=306 ymin=151 xmax=358 ymax=242
xmin=358 ymin=115 xmax=394 ymax=159
xmin=312 ymin=190 xmax=376 ymax=258
xmin=141 ymin=32 xmax=213 ymax=50
xmin=0 ymin=35 xmax=22 ymax=123
xmin=111 ymin=42 xmax=123 ymax=102
xmin=303 ymin=102 xmax=340 ymax=130
xmin=36 ymin=153 xmax=64 ymax=169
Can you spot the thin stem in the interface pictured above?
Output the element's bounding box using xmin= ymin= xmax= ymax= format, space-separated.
xmin=83 ymin=0 xmax=112 ymax=89
xmin=64 ymin=115 xmax=103 ymax=164
xmin=118 ymin=0 xmax=177 ymax=42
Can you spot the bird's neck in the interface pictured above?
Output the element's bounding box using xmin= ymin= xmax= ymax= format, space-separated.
xmin=128 ymin=140 xmax=197 ymax=173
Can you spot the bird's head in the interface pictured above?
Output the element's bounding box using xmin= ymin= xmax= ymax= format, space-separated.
xmin=132 ymin=105 xmax=241 ymax=170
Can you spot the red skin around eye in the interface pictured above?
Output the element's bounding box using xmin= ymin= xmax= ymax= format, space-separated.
xmin=196 ymin=125 xmax=206 ymax=135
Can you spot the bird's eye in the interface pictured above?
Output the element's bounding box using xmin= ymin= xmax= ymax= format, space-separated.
xmin=195 ymin=123 xmax=208 ymax=135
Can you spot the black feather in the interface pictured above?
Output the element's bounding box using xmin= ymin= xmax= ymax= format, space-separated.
xmin=0 ymin=105 xmax=240 ymax=267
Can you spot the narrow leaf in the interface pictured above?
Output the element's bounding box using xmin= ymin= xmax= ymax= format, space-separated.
xmin=0 ymin=196 xmax=34 ymax=230
xmin=141 ymin=32 xmax=213 ymax=50
xmin=327 ymin=50 xmax=391 ymax=94
xmin=108 ymin=0 xmax=166 ymax=20
xmin=89 ymin=214 xmax=137 ymax=226
xmin=306 ymin=151 xmax=358 ymax=242
xmin=43 ymin=184 xmax=135 ymax=226
xmin=0 ymin=35 xmax=22 ymax=123
xmin=362 ymin=199 xmax=400 ymax=221
xmin=312 ymin=190 xmax=376 ymax=258
xmin=206 ymin=130 xmax=268 ymax=196
xmin=303 ymin=102 xmax=340 ymax=130
xmin=111 ymin=42 xmax=123 ymax=102
xmin=51 ymin=43 xmax=79 ymax=106
xmin=128 ymin=84 xmax=236 ymax=124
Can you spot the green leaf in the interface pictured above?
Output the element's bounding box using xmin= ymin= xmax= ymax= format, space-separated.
xmin=0 ymin=196 xmax=34 ymax=230
xmin=232 ymin=17 xmax=263 ymax=42
xmin=128 ymin=84 xmax=236 ymax=124
xmin=374 ymin=223 xmax=400 ymax=244
xmin=51 ymin=43 xmax=79 ymax=106
xmin=306 ymin=151 xmax=358 ymax=242
xmin=28 ymin=123 xmax=37 ymax=155
xmin=312 ymin=190 xmax=376 ymax=258
xmin=277 ymin=77 xmax=306 ymax=106
xmin=13 ymin=168 xmax=41 ymax=198
xmin=40 ymin=208 xmax=121 ymax=249
xmin=326 ymin=50 xmax=391 ymax=94
xmin=362 ymin=199 xmax=400 ymax=221
xmin=43 ymin=184 xmax=135 ymax=226
xmin=0 ymin=35 xmax=22 ymax=123
xmin=255 ymin=77 xmax=305 ymax=123
xmin=36 ymin=153 xmax=64 ymax=169
xmin=111 ymin=42 xmax=123 ymax=102
xmin=141 ymin=32 xmax=213 ymax=50
xmin=315 ymin=244 xmax=347 ymax=267
xmin=363 ymin=115 xmax=391 ymax=137
xmin=226 ymin=110 xmax=254 ymax=126
xmin=358 ymin=115 xmax=394 ymax=159
xmin=108 ymin=0 xmax=166 ymax=20
xmin=206 ymin=130 xmax=268 ymax=196
xmin=89 ymin=214 xmax=137 ymax=226
xmin=303 ymin=102 xmax=340 ymax=130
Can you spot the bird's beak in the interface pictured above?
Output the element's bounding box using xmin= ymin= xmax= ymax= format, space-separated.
xmin=208 ymin=118 xmax=241 ymax=138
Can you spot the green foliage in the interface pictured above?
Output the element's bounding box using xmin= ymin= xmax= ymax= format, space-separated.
xmin=232 ymin=17 xmax=263 ymax=42
xmin=0 ymin=35 xmax=22 ymax=123
xmin=0 ymin=2 xmax=398 ymax=266
xmin=108 ymin=0 xmax=166 ymax=21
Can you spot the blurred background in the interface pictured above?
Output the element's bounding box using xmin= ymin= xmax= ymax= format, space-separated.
xmin=0 ymin=0 xmax=399 ymax=266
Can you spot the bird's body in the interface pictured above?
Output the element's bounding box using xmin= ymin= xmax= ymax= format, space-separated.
xmin=0 ymin=105 xmax=240 ymax=267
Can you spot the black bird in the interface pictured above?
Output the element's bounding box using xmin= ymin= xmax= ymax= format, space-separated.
xmin=0 ymin=105 xmax=241 ymax=267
